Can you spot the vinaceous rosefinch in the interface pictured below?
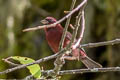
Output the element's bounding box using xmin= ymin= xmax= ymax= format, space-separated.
xmin=41 ymin=17 xmax=102 ymax=68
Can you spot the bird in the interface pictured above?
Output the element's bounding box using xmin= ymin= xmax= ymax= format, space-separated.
xmin=41 ymin=17 xmax=102 ymax=68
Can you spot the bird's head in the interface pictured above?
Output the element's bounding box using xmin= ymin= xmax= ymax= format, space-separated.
xmin=40 ymin=17 xmax=63 ymax=32
xmin=41 ymin=17 xmax=57 ymax=25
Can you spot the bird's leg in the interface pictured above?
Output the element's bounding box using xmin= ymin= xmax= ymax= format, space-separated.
xmin=62 ymin=56 xmax=77 ymax=60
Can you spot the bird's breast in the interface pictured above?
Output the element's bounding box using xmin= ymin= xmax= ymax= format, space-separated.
xmin=45 ymin=25 xmax=70 ymax=53
xmin=46 ymin=29 xmax=62 ymax=53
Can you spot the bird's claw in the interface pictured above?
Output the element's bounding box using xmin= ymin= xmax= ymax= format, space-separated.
xmin=61 ymin=55 xmax=77 ymax=61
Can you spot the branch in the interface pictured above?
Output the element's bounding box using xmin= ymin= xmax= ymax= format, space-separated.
xmin=22 ymin=0 xmax=87 ymax=32
xmin=72 ymin=10 xmax=85 ymax=49
xmin=70 ymin=10 xmax=82 ymax=49
xmin=23 ymin=67 xmax=120 ymax=79
xmin=53 ymin=0 xmax=77 ymax=76
xmin=23 ymin=66 xmax=120 ymax=79
xmin=59 ymin=0 xmax=76 ymax=50
xmin=0 ymin=39 xmax=120 ymax=75
xmin=59 ymin=67 xmax=120 ymax=75
xmin=81 ymin=39 xmax=120 ymax=48
xmin=2 ymin=57 xmax=19 ymax=66
xmin=1 ymin=0 xmax=119 ymax=79
xmin=53 ymin=0 xmax=88 ymax=76
xmin=0 ymin=48 xmax=67 ymax=75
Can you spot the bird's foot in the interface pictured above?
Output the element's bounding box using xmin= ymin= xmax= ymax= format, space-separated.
xmin=61 ymin=55 xmax=77 ymax=61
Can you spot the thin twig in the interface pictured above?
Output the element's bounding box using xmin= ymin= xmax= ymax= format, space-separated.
xmin=23 ymin=66 xmax=120 ymax=79
xmin=0 ymin=38 xmax=120 ymax=75
xmin=22 ymin=0 xmax=87 ymax=32
xmin=52 ymin=0 xmax=79 ymax=77
xmin=53 ymin=0 xmax=77 ymax=76
xmin=0 ymin=48 xmax=67 ymax=75
xmin=69 ymin=10 xmax=82 ymax=48
xmin=64 ymin=11 xmax=71 ymax=14
xmin=69 ymin=24 xmax=75 ymax=30
xmin=59 ymin=0 xmax=76 ymax=50
xmin=59 ymin=67 xmax=120 ymax=75
xmin=81 ymin=39 xmax=120 ymax=48
xmin=72 ymin=10 xmax=85 ymax=49
xmin=2 ymin=57 xmax=20 ymax=66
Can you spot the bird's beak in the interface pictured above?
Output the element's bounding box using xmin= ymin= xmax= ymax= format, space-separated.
xmin=40 ymin=19 xmax=49 ymax=24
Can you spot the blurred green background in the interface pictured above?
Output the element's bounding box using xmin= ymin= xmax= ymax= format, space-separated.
xmin=0 ymin=0 xmax=120 ymax=80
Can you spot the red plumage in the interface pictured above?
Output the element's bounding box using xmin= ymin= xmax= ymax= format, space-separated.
xmin=41 ymin=17 xmax=102 ymax=68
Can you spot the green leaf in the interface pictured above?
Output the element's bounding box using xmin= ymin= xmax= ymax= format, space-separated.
xmin=11 ymin=56 xmax=41 ymax=78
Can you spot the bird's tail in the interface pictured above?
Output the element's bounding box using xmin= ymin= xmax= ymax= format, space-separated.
xmin=81 ymin=56 xmax=102 ymax=69
xmin=68 ymin=48 xmax=102 ymax=68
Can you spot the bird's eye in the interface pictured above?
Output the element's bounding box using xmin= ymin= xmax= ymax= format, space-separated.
xmin=45 ymin=19 xmax=54 ymax=23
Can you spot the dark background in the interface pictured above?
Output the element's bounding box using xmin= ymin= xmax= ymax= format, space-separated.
xmin=0 ymin=0 xmax=120 ymax=80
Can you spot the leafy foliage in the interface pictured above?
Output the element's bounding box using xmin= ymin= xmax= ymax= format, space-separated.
xmin=11 ymin=56 xmax=41 ymax=79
